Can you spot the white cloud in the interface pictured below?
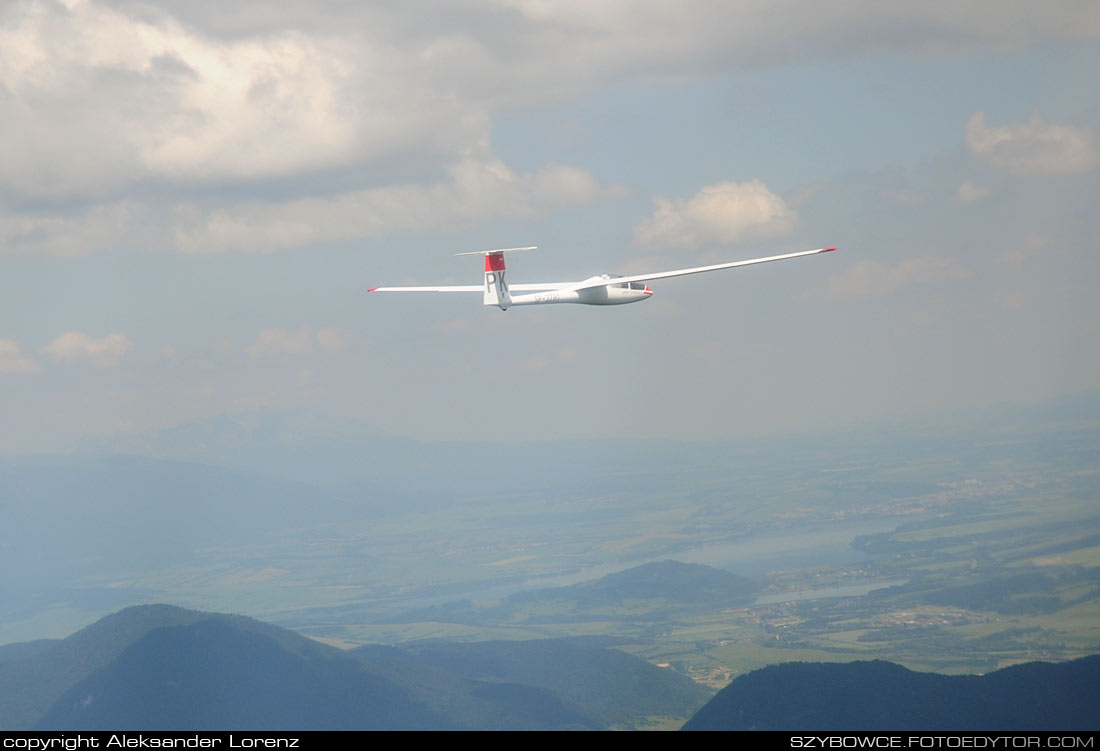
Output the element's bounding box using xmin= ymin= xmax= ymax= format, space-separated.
xmin=957 ymin=180 xmax=990 ymax=202
xmin=999 ymin=234 xmax=1048 ymax=269
xmin=0 ymin=202 xmax=150 ymax=257
xmin=0 ymin=340 xmax=39 ymax=374
xmin=4 ymin=1 xmax=1096 ymax=201
xmin=966 ymin=111 xmax=1099 ymax=176
xmin=173 ymin=159 xmax=619 ymax=254
xmin=0 ymin=158 xmax=618 ymax=257
xmin=246 ymin=326 xmax=345 ymax=358
xmin=880 ymin=188 xmax=926 ymax=206
xmin=247 ymin=327 xmax=314 ymax=358
xmin=0 ymin=1 xmax=484 ymax=198
xmin=518 ymin=346 xmax=578 ymax=373
xmin=634 ymin=180 xmax=797 ymax=250
xmin=2 ymin=1 xmax=1098 ymax=259
xmin=42 ymin=332 xmax=133 ymax=367
xmin=825 ymin=257 xmax=968 ymax=300
xmin=316 ymin=328 xmax=344 ymax=353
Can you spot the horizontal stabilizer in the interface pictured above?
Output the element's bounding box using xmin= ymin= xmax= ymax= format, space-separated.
xmin=455 ymin=246 xmax=537 ymax=257
xmin=368 ymin=285 xmax=482 ymax=293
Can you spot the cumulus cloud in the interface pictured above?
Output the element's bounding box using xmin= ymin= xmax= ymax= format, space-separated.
xmin=174 ymin=159 xmax=619 ymax=254
xmin=154 ymin=2 xmax=1100 ymax=90
xmin=825 ymin=257 xmax=968 ymax=300
xmin=0 ymin=1 xmax=484 ymax=198
xmin=42 ymin=332 xmax=132 ymax=367
xmin=518 ymin=346 xmax=578 ymax=373
xmin=0 ymin=340 xmax=39 ymax=374
xmin=246 ymin=326 xmax=344 ymax=358
xmin=3 ymin=1 xmax=1098 ymax=257
xmin=957 ymin=180 xmax=990 ymax=202
xmin=0 ymin=202 xmax=151 ymax=257
xmin=880 ymin=188 xmax=926 ymax=206
xmin=999 ymin=234 xmax=1048 ymax=269
xmin=5 ymin=1 xmax=1096 ymax=201
xmin=634 ymin=180 xmax=797 ymax=250
xmin=966 ymin=111 xmax=1099 ymax=176
xmin=316 ymin=328 xmax=344 ymax=353
xmin=0 ymin=158 xmax=619 ymax=257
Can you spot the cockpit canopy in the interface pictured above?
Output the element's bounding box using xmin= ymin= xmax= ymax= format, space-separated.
xmin=601 ymin=274 xmax=646 ymax=290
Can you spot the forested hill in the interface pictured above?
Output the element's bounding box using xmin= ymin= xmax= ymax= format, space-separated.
xmin=683 ymin=656 xmax=1100 ymax=730
xmin=0 ymin=604 xmax=706 ymax=730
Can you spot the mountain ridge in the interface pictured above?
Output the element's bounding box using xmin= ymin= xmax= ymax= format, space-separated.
xmin=683 ymin=656 xmax=1100 ymax=730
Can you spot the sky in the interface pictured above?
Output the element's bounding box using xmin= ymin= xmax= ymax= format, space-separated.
xmin=1 ymin=0 xmax=1099 ymax=452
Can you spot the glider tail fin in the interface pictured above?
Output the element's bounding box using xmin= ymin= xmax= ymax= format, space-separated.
xmin=456 ymin=246 xmax=535 ymax=311
xmin=483 ymin=252 xmax=511 ymax=310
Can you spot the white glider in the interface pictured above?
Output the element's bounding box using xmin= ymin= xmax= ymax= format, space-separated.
xmin=369 ymin=245 xmax=836 ymax=310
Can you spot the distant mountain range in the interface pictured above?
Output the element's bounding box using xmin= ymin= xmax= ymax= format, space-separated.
xmin=0 ymin=603 xmax=707 ymax=730
xmin=3 ymin=600 xmax=1096 ymax=730
xmin=393 ymin=559 xmax=760 ymax=626
xmin=683 ymin=657 xmax=1100 ymax=730
xmin=513 ymin=559 xmax=760 ymax=607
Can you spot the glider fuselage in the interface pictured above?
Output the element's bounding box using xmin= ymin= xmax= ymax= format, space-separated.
xmin=506 ymin=276 xmax=653 ymax=308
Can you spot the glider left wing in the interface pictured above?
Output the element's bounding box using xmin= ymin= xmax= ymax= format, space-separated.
xmin=368 ymin=283 xmax=572 ymax=292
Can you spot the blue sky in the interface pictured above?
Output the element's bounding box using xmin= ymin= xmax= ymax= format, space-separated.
xmin=2 ymin=1 xmax=1098 ymax=451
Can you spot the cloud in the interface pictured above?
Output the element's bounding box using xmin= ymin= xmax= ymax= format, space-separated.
xmin=825 ymin=257 xmax=968 ymax=300
xmin=5 ymin=1 xmax=1095 ymax=201
xmin=518 ymin=346 xmax=578 ymax=373
xmin=246 ymin=326 xmax=344 ymax=358
xmin=880 ymin=188 xmax=926 ymax=206
xmin=634 ymin=180 xmax=797 ymax=250
xmin=0 ymin=158 xmax=618 ymax=257
xmin=2 ymin=1 xmax=1098 ymax=259
xmin=0 ymin=1 xmax=486 ymax=198
xmin=0 ymin=340 xmax=39 ymax=374
xmin=316 ymin=328 xmax=344 ymax=353
xmin=999 ymin=234 xmax=1048 ymax=269
xmin=150 ymin=3 xmax=1100 ymax=87
xmin=42 ymin=332 xmax=132 ymax=367
xmin=0 ymin=202 xmax=151 ymax=257
xmin=956 ymin=180 xmax=990 ymax=202
xmin=173 ymin=159 xmax=620 ymax=254
xmin=966 ymin=111 xmax=1099 ymax=176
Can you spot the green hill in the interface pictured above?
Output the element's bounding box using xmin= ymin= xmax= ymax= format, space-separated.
xmin=517 ymin=560 xmax=760 ymax=607
xmin=398 ymin=559 xmax=761 ymax=626
xmin=36 ymin=618 xmax=445 ymax=730
xmin=358 ymin=637 xmax=710 ymax=729
xmin=0 ymin=605 xmax=214 ymax=729
xmin=2 ymin=604 xmax=705 ymax=730
xmin=683 ymin=656 xmax=1100 ymax=730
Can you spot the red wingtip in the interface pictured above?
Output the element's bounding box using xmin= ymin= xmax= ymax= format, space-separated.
xmin=367 ymin=287 xmax=378 ymax=292
xmin=822 ymin=247 xmax=837 ymax=252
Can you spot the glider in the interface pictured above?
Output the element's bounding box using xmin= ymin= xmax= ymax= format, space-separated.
xmin=369 ymin=245 xmax=835 ymax=310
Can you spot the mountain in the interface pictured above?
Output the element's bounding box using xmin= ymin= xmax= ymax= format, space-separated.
xmin=518 ymin=560 xmax=760 ymax=607
xmin=0 ymin=605 xmax=214 ymax=729
xmin=398 ymin=559 xmax=761 ymax=626
xmin=356 ymin=637 xmax=711 ymax=729
xmin=0 ymin=604 xmax=706 ymax=730
xmin=35 ymin=617 xmax=444 ymax=730
xmin=682 ymin=657 xmax=1100 ymax=730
